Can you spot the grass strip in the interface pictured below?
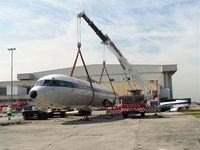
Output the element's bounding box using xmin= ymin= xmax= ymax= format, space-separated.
xmin=181 ymin=109 xmax=200 ymax=118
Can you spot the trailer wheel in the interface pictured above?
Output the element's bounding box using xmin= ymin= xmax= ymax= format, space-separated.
xmin=43 ymin=113 xmax=48 ymax=120
xmin=47 ymin=112 xmax=53 ymax=118
xmin=38 ymin=113 xmax=43 ymax=120
xmin=141 ymin=112 xmax=145 ymax=118
xmin=123 ymin=114 xmax=128 ymax=118
xmin=23 ymin=114 xmax=28 ymax=120
xmin=78 ymin=108 xmax=91 ymax=116
xmin=60 ymin=111 xmax=66 ymax=118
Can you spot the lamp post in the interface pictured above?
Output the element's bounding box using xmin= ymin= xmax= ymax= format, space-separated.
xmin=8 ymin=48 xmax=16 ymax=104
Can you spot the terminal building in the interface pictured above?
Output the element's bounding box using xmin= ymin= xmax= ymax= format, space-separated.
xmin=0 ymin=64 xmax=177 ymax=107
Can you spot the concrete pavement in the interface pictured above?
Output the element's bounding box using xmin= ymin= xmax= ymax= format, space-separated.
xmin=0 ymin=113 xmax=24 ymax=126
xmin=0 ymin=111 xmax=200 ymax=150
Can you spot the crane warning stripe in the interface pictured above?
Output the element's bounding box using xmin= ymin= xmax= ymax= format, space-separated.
xmin=106 ymin=106 xmax=161 ymax=115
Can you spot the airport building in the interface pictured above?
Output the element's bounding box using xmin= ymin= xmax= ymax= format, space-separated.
xmin=0 ymin=64 xmax=177 ymax=107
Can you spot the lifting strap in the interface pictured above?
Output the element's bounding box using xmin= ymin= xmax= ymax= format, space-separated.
xmin=99 ymin=61 xmax=117 ymax=100
xmin=70 ymin=17 xmax=95 ymax=107
xmin=70 ymin=42 xmax=95 ymax=108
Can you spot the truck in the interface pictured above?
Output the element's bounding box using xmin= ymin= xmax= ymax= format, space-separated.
xmin=106 ymin=92 xmax=160 ymax=118
xmin=77 ymin=12 xmax=160 ymax=117
xmin=22 ymin=105 xmax=48 ymax=120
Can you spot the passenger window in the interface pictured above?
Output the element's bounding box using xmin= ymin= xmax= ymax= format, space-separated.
xmin=59 ymin=81 xmax=64 ymax=86
xmin=68 ymin=82 xmax=74 ymax=88
xmin=52 ymin=80 xmax=60 ymax=86
xmin=59 ymin=80 xmax=74 ymax=88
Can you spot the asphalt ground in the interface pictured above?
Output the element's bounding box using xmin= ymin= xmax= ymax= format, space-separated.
xmin=0 ymin=111 xmax=200 ymax=150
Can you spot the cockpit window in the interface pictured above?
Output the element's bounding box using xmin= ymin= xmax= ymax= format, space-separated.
xmin=43 ymin=80 xmax=52 ymax=86
xmin=35 ymin=79 xmax=74 ymax=87
xmin=59 ymin=80 xmax=74 ymax=87
xmin=122 ymin=96 xmax=145 ymax=104
xmin=35 ymin=80 xmax=44 ymax=86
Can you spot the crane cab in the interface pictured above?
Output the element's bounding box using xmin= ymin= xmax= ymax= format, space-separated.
xmin=119 ymin=95 xmax=146 ymax=107
xmin=117 ymin=90 xmax=147 ymax=108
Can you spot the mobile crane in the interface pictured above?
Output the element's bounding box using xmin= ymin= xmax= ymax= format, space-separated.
xmin=77 ymin=12 xmax=160 ymax=117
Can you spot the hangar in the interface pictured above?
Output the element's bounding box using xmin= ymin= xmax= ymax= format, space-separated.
xmin=0 ymin=64 xmax=177 ymax=106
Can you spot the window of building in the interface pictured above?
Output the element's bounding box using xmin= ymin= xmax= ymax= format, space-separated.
xmin=0 ymin=87 xmax=6 ymax=95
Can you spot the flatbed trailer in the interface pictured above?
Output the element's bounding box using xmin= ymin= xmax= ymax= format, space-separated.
xmin=47 ymin=108 xmax=66 ymax=118
xmin=106 ymin=104 xmax=161 ymax=118
xmin=106 ymin=94 xmax=161 ymax=118
xmin=22 ymin=109 xmax=66 ymax=120
xmin=23 ymin=110 xmax=48 ymax=120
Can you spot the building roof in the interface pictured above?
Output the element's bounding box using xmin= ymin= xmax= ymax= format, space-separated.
xmin=17 ymin=64 xmax=177 ymax=81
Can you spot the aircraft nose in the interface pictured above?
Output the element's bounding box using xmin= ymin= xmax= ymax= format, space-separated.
xmin=30 ymin=90 xmax=37 ymax=99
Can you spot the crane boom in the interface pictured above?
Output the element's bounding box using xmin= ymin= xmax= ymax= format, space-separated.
xmin=77 ymin=11 xmax=150 ymax=95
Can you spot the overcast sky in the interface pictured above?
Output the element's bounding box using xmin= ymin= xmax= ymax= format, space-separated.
xmin=0 ymin=0 xmax=199 ymax=101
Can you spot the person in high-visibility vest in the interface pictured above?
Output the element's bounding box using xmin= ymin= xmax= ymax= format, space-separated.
xmin=7 ymin=106 xmax=12 ymax=120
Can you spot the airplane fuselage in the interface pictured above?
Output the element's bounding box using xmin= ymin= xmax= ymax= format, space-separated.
xmin=29 ymin=74 xmax=116 ymax=108
xmin=159 ymin=100 xmax=190 ymax=111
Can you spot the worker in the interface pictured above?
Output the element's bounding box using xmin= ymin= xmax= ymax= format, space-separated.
xmin=32 ymin=105 xmax=36 ymax=111
xmin=7 ymin=106 xmax=12 ymax=120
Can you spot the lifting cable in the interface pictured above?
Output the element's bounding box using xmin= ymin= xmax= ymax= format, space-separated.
xmin=122 ymin=68 xmax=134 ymax=93
xmin=101 ymin=44 xmax=106 ymax=63
xmin=70 ymin=17 xmax=95 ymax=108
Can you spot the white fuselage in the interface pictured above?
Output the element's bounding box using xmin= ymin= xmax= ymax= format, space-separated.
xmin=160 ymin=100 xmax=189 ymax=106
xmin=29 ymin=74 xmax=116 ymax=108
xmin=160 ymin=100 xmax=190 ymax=111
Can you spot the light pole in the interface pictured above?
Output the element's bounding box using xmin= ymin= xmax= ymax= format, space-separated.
xmin=8 ymin=48 xmax=16 ymax=104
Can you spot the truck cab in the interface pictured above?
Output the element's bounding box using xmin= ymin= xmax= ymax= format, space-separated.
xmin=119 ymin=95 xmax=147 ymax=108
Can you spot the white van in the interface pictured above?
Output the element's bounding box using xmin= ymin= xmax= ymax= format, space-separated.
xmin=2 ymin=107 xmax=8 ymax=113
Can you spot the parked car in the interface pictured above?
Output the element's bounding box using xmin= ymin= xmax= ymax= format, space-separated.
xmin=2 ymin=107 xmax=8 ymax=113
xmin=2 ymin=107 xmax=20 ymax=114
